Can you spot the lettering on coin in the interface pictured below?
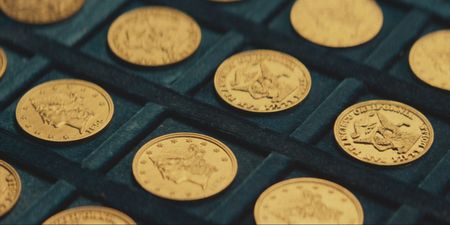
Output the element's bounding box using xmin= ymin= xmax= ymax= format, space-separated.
xmin=254 ymin=178 xmax=363 ymax=224
xmin=334 ymin=100 xmax=434 ymax=166
xmin=290 ymin=0 xmax=383 ymax=47
xmin=214 ymin=50 xmax=311 ymax=113
xmin=42 ymin=206 xmax=136 ymax=225
xmin=0 ymin=0 xmax=84 ymax=24
xmin=0 ymin=48 xmax=6 ymax=80
xmin=0 ymin=160 xmax=21 ymax=218
xmin=133 ymin=133 xmax=238 ymax=201
xmin=409 ymin=30 xmax=450 ymax=91
xmin=108 ymin=6 xmax=202 ymax=66
xmin=16 ymin=79 xmax=114 ymax=142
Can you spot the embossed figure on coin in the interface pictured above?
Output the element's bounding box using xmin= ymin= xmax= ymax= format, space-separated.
xmin=290 ymin=0 xmax=383 ymax=47
xmin=150 ymin=143 xmax=218 ymax=190
xmin=351 ymin=112 xmax=420 ymax=154
xmin=409 ymin=30 xmax=450 ymax=90
xmin=43 ymin=206 xmax=136 ymax=225
xmin=0 ymin=160 xmax=21 ymax=218
xmin=30 ymin=92 xmax=95 ymax=135
xmin=334 ymin=100 xmax=434 ymax=166
xmin=16 ymin=79 xmax=114 ymax=142
xmin=272 ymin=190 xmax=343 ymax=224
xmin=133 ymin=133 xmax=238 ymax=201
xmin=215 ymin=50 xmax=311 ymax=113
xmin=108 ymin=7 xmax=202 ymax=66
xmin=0 ymin=0 xmax=84 ymax=24
xmin=254 ymin=178 xmax=363 ymax=225
xmin=231 ymin=61 xmax=297 ymax=103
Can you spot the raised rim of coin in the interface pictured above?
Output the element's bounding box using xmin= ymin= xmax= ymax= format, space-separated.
xmin=290 ymin=0 xmax=384 ymax=48
xmin=0 ymin=160 xmax=21 ymax=218
xmin=214 ymin=49 xmax=312 ymax=113
xmin=0 ymin=0 xmax=85 ymax=24
xmin=107 ymin=6 xmax=202 ymax=67
xmin=132 ymin=132 xmax=238 ymax=201
xmin=254 ymin=177 xmax=364 ymax=225
xmin=333 ymin=99 xmax=434 ymax=166
xmin=15 ymin=79 xmax=114 ymax=142
xmin=409 ymin=29 xmax=450 ymax=91
xmin=0 ymin=48 xmax=6 ymax=79
xmin=42 ymin=206 xmax=136 ymax=225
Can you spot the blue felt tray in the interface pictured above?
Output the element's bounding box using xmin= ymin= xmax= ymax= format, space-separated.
xmin=0 ymin=0 xmax=449 ymax=224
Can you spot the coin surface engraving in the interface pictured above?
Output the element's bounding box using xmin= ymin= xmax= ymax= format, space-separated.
xmin=133 ymin=132 xmax=238 ymax=201
xmin=0 ymin=48 xmax=6 ymax=80
xmin=43 ymin=206 xmax=136 ymax=225
xmin=254 ymin=178 xmax=363 ymax=225
xmin=290 ymin=0 xmax=383 ymax=47
xmin=108 ymin=6 xmax=202 ymax=66
xmin=0 ymin=0 xmax=84 ymax=24
xmin=409 ymin=30 xmax=450 ymax=91
xmin=214 ymin=50 xmax=311 ymax=113
xmin=334 ymin=100 xmax=433 ymax=166
xmin=0 ymin=160 xmax=21 ymax=218
xmin=16 ymin=79 xmax=114 ymax=142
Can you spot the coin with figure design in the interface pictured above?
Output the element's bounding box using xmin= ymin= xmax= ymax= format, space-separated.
xmin=290 ymin=0 xmax=383 ymax=48
xmin=108 ymin=6 xmax=202 ymax=66
xmin=132 ymin=132 xmax=238 ymax=201
xmin=0 ymin=0 xmax=84 ymax=24
xmin=16 ymin=79 xmax=114 ymax=142
xmin=334 ymin=100 xmax=434 ymax=166
xmin=214 ymin=50 xmax=312 ymax=113
xmin=409 ymin=29 xmax=450 ymax=91
xmin=0 ymin=48 xmax=6 ymax=80
xmin=43 ymin=206 xmax=136 ymax=225
xmin=254 ymin=178 xmax=364 ymax=225
xmin=0 ymin=160 xmax=21 ymax=218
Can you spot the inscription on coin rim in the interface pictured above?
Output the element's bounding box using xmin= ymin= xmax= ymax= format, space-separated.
xmin=254 ymin=177 xmax=364 ymax=225
xmin=132 ymin=132 xmax=238 ymax=201
xmin=333 ymin=100 xmax=434 ymax=166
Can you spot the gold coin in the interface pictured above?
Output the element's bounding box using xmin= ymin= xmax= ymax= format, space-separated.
xmin=16 ymin=79 xmax=114 ymax=142
xmin=42 ymin=206 xmax=136 ymax=225
xmin=290 ymin=0 xmax=383 ymax=48
xmin=0 ymin=160 xmax=21 ymax=218
xmin=0 ymin=48 xmax=6 ymax=80
xmin=0 ymin=0 xmax=84 ymax=24
xmin=254 ymin=177 xmax=363 ymax=225
xmin=214 ymin=50 xmax=312 ymax=113
xmin=409 ymin=29 xmax=450 ymax=91
xmin=132 ymin=132 xmax=238 ymax=201
xmin=334 ymin=100 xmax=434 ymax=166
xmin=107 ymin=6 xmax=202 ymax=67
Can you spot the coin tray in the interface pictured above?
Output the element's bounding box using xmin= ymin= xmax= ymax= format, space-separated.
xmin=0 ymin=0 xmax=449 ymax=224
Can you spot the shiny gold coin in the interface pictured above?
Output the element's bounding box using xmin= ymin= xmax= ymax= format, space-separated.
xmin=132 ymin=132 xmax=238 ymax=201
xmin=290 ymin=0 xmax=383 ymax=48
xmin=0 ymin=48 xmax=6 ymax=80
xmin=214 ymin=50 xmax=312 ymax=113
xmin=108 ymin=6 xmax=202 ymax=67
xmin=254 ymin=177 xmax=363 ymax=225
xmin=409 ymin=29 xmax=450 ymax=91
xmin=16 ymin=79 xmax=114 ymax=142
xmin=0 ymin=0 xmax=84 ymax=24
xmin=42 ymin=206 xmax=136 ymax=225
xmin=334 ymin=100 xmax=434 ymax=166
xmin=0 ymin=160 xmax=21 ymax=218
